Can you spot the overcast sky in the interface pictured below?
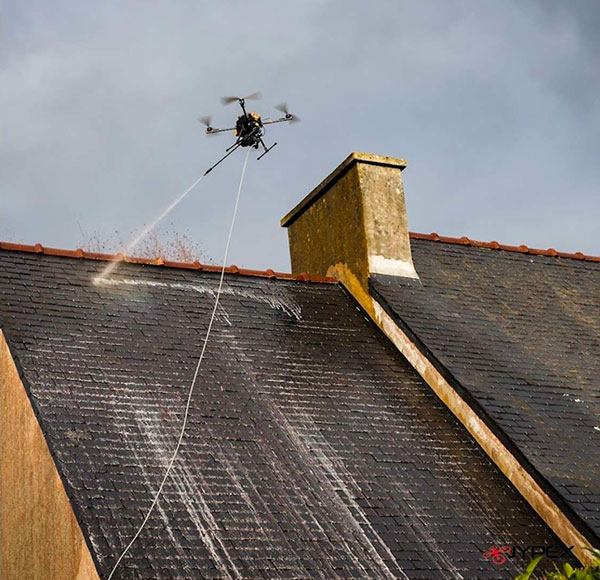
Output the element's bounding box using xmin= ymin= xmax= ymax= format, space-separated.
xmin=2 ymin=1 xmax=599 ymax=270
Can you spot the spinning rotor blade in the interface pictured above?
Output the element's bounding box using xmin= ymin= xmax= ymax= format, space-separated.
xmin=274 ymin=102 xmax=300 ymax=123
xmin=220 ymin=96 xmax=240 ymax=105
xmin=220 ymin=91 xmax=262 ymax=105
xmin=198 ymin=115 xmax=221 ymax=135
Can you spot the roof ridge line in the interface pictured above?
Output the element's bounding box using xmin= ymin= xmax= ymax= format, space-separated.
xmin=409 ymin=232 xmax=600 ymax=263
xmin=0 ymin=241 xmax=337 ymax=284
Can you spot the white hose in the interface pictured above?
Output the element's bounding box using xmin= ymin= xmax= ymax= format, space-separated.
xmin=107 ymin=148 xmax=251 ymax=579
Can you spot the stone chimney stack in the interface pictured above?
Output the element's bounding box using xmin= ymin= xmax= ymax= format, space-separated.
xmin=280 ymin=152 xmax=417 ymax=311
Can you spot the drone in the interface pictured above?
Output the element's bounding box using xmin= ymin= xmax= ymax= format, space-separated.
xmin=199 ymin=92 xmax=300 ymax=174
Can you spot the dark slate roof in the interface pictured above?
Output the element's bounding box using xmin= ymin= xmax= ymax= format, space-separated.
xmin=0 ymin=249 xmax=573 ymax=579
xmin=371 ymin=238 xmax=600 ymax=546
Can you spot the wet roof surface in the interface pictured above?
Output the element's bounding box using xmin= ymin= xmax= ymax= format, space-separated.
xmin=1 ymin=249 xmax=571 ymax=579
xmin=371 ymin=238 xmax=600 ymax=546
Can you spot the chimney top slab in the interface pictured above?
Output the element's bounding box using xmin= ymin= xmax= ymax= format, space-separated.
xmin=280 ymin=152 xmax=407 ymax=228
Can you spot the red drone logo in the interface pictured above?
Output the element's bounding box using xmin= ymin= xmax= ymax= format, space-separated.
xmin=483 ymin=546 xmax=512 ymax=566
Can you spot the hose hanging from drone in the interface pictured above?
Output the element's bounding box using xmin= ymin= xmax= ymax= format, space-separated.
xmin=106 ymin=148 xmax=251 ymax=579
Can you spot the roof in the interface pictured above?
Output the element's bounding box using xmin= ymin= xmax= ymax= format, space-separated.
xmin=371 ymin=237 xmax=600 ymax=546
xmin=0 ymin=247 xmax=570 ymax=579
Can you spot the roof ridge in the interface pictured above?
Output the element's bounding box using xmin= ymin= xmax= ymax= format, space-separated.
xmin=0 ymin=241 xmax=338 ymax=284
xmin=409 ymin=232 xmax=600 ymax=263
xmin=2 ymin=234 xmax=596 ymax=277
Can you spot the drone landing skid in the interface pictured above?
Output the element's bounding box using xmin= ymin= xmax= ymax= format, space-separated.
xmin=257 ymin=142 xmax=277 ymax=160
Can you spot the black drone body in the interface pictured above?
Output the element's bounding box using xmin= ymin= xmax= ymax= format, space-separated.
xmin=199 ymin=92 xmax=299 ymax=174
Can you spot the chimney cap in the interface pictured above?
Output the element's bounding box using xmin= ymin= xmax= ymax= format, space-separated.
xmin=280 ymin=152 xmax=407 ymax=228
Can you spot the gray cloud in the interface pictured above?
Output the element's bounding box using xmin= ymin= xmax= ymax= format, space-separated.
xmin=2 ymin=0 xmax=599 ymax=270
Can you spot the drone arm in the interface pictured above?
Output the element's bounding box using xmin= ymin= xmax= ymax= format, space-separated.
xmin=261 ymin=117 xmax=289 ymax=126
xmin=206 ymin=126 xmax=236 ymax=134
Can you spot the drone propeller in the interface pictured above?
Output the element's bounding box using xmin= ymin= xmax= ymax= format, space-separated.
xmin=198 ymin=115 xmax=220 ymax=134
xmin=275 ymin=102 xmax=300 ymax=123
xmin=220 ymin=91 xmax=262 ymax=106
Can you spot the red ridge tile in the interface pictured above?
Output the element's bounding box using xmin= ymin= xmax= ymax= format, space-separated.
xmin=2 ymin=232 xmax=597 ymax=282
xmin=409 ymin=233 xmax=598 ymax=262
xmin=0 ymin=241 xmax=338 ymax=283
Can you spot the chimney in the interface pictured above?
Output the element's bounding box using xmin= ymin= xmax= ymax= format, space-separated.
xmin=280 ymin=152 xmax=417 ymax=311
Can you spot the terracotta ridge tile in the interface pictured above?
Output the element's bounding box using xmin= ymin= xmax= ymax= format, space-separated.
xmin=0 ymin=241 xmax=338 ymax=283
xmin=408 ymin=232 xmax=599 ymax=262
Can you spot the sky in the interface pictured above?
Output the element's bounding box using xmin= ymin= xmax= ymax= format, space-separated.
xmin=2 ymin=1 xmax=599 ymax=270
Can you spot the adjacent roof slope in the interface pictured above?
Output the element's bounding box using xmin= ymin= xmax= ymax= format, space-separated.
xmin=0 ymin=247 xmax=569 ymax=579
xmin=371 ymin=237 xmax=600 ymax=545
